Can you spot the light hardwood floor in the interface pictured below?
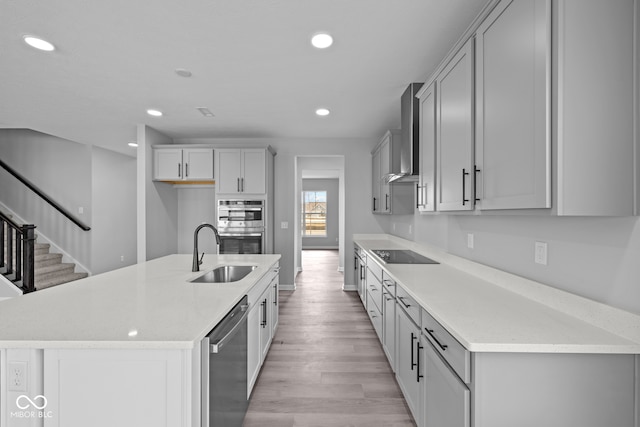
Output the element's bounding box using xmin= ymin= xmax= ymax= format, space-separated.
xmin=244 ymin=250 xmax=416 ymax=427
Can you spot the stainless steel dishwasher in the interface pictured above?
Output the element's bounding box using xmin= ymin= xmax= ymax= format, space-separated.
xmin=201 ymin=295 xmax=249 ymax=427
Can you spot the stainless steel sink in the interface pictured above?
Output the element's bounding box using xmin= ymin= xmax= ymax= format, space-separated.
xmin=191 ymin=265 xmax=257 ymax=283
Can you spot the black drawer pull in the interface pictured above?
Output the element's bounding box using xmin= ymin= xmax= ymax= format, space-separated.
xmin=424 ymin=327 xmax=448 ymax=352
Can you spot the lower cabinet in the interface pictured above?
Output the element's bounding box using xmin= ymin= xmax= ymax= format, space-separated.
xmin=395 ymin=302 xmax=422 ymax=421
xmin=381 ymin=278 xmax=396 ymax=370
xmin=247 ymin=264 xmax=279 ymax=397
xmin=421 ymin=337 xmax=470 ymax=427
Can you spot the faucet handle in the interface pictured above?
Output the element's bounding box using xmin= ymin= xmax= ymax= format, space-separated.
xmin=199 ymin=252 xmax=205 ymax=265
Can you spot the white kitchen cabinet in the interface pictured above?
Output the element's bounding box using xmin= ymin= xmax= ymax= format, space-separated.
xmin=421 ymin=338 xmax=470 ymax=427
xmin=417 ymin=82 xmax=437 ymax=212
xmin=555 ymin=0 xmax=637 ymax=216
xmin=474 ymin=0 xmax=551 ymax=210
xmin=371 ymin=144 xmax=382 ymax=213
xmin=43 ymin=349 xmax=191 ymax=427
xmin=436 ymin=38 xmax=475 ymax=212
xmin=247 ymin=265 xmax=278 ymax=397
xmin=215 ymin=148 xmax=267 ymax=195
xmin=371 ymin=130 xmax=414 ymax=214
xmin=153 ymin=147 xmax=213 ymax=182
xmin=269 ymin=272 xmax=279 ymax=334
xmin=381 ymin=274 xmax=396 ymax=371
xmin=395 ymin=292 xmax=422 ymax=421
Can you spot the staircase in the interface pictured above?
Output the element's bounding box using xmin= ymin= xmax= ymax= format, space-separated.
xmin=2 ymin=231 xmax=88 ymax=292
xmin=33 ymin=239 xmax=88 ymax=290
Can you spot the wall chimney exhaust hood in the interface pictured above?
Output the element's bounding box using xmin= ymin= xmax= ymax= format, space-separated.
xmin=386 ymin=83 xmax=423 ymax=183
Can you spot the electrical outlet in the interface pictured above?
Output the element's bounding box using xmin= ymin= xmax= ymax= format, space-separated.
xmin=281 ymin=221 xmax=288 ymax=229
xmin=8 ymin=361 xmax=28 ymax=392
xmin=78 ymin=206 xmax=84 ymax=214
xmin=467 ymin=233 xmax=474 ymax=249
xmin=535 ymin=241 xmax=548 ymax=265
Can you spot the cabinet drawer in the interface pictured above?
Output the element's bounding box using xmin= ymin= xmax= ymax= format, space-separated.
xmin=396 ymin=285 xmax=420 ymax=326
xmin=367 ymin=290 xmax=383 ymax=340
xmin=381 ymin=271 xmax=397 ymax=297
xmin=366 ymin=257 xmax=383 ymax=282
xmin=421 ymin=307 xmax=470 ymax=383
xmin=367 ymin=275 xmax=383 ymax=313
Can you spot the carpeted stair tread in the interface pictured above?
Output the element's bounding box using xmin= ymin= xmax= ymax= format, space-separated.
xmin=36 ymin=272 xmax=89 ymax=290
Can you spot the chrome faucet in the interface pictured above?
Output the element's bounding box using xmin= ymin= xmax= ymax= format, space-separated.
xmin=192 ymin=223 xmax=221 ymax=272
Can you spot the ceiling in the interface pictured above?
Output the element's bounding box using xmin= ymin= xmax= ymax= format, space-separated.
xmin=0 ymin=0 xmax=489 ymax=156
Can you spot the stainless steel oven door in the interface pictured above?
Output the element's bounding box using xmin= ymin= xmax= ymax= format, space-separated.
xmin=219 ymin=233 xmax=264 ymax=255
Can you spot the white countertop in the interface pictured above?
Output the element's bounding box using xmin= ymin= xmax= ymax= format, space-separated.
xmin=0 ymin=254 xmax=280 ymax=349
xmin=355 ymin=235 xmax=640 ymax=354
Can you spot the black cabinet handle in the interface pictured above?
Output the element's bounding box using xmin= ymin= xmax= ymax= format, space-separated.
xmin=416 ymin=342 xmax=424 ymax=382
xmin=178 ymin=163 xmax=181 ymax=178
xmin=261 ymin=299 xmax=267 ymax=327
xmin=474 ymin=165 xmax=481 ymax=203
xmin=373 ymin=197 xmax=377 ymax=211
xmin=385 ymin=193 xmax=389 ymax=211
xmin=398 ymin=296 xmax=411 ymax=309
xmin=185 ymin=163 xmax=189 ymax=178
xmin=462 ymin=168 xmax=470 ymax=206
xmin=410 ymin=332 xmax=417 ymax=371
xmin=424 ymin=327 xmax=448 ymax=352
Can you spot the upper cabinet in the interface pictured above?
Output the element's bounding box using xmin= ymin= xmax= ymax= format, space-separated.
xmin=371 ymin=131 xmax=414 ymax=215
xmin=436 ymin=39 xmax=475 ymax=212
xmin=417 ymin=82 xmax=436 ymax=212
xmin=215 ymin=148 xmax=269 ymax=195
xmin=415 ymin=0 xmax=638 ymax=216
xmin=153 ymin=147 xmax=213 ymax=183
xmin=475 ymin=0 xmax=551 ymax=210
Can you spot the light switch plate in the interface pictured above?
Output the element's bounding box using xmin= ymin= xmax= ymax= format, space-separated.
xmin=467 ymin=233 xmax=474 ymax=249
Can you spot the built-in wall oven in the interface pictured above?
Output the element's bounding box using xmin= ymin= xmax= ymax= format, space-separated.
xmin=217 ymin=200 xmax=265 ymax=254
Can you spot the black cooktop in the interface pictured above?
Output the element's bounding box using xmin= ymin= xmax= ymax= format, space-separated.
xmin=371 ymin=249 xmax=439 ymax=265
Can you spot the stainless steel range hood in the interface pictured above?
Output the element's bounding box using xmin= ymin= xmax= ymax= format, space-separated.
xmin=386 ymin=83 xmax=423 ymax=183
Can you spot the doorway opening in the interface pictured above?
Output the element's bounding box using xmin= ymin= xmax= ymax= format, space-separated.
xmin=293 ymin=156 xmax=345 ymax=289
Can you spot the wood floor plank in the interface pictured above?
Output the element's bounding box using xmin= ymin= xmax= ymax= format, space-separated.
xmin=244 ymin=250 xmax=416 ymax=427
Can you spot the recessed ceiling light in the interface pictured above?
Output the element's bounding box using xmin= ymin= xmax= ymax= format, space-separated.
xmin=128 ymin=142 xmax=138 ymax=148
xmin=311 ymin=33 xmax=333 ymax=49
xmin=23 ymin=35 xmax=55 ymax=51
xmin=316 ymin=108 xmax=330 ymax=116
xmin=146 ymin=109 xmax=163 ymax=117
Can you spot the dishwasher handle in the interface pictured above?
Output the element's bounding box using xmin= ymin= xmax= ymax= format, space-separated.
xmin=209 ymin=303 xmax=249 ymax=354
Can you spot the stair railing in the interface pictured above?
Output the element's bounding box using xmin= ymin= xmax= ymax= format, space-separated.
xmin=0 ymin=158 xmax=91 ymax=231
xmin=1 ymin=211 xmax=36 ymax=293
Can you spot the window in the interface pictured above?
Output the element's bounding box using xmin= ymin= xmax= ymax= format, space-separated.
xmin=302 ymin=191 xmax=327 ymax=236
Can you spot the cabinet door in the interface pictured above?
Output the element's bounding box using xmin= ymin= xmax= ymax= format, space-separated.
xmin=259 ymin=294 xmax=272 ymax=361
xmin=247 ymin=303 xmax=261 ymax=397
xmin=241 ymin=149 xmax=266 ymax=194
xmin=422 ymin=338 xmax=470 ymax=427
xmin=418 ymin=82 xmax=437 ymax=212
xmin=475 ymin=0 xmax=550 ymax=210
xmin=153 ymin=149 xmax=183 ymax=181
xmin=436 ymin=39 xmax=475 ymax=211
xmin=270 ymin=274 xmax=279 ymax=334
xmin=379 ymin=136 xmax=392 ymax=213
xmin=382 ymin=289 xmax=396 ymax=370
xmin=215 ymin=149 xmax=242 ymax=193
xmin=395 ymin=304 xmax=422 ymax=421
xmin=183 ymin=148 xmax=213 ymax=181
xmin=371 ymin=148 xmax=381 ymax=212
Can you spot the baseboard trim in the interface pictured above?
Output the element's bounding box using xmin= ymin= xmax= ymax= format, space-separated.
xmin=302 ymin=246 xmax=339 ymax=250
xmin=280 ymin=283 xmax=296 ymax=291
xmin=342 ymin=284 xmax=357 ymax=292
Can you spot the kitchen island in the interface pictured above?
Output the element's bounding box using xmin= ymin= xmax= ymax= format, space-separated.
xmin=0 ymin=254 xmax=280 ymax=427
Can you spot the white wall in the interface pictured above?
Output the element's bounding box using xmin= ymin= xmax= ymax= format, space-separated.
xmin=0 ymin=129 xmax=137 ymax=275
xmin=91 ymin=146 xmax=137 ymax=274
xmin=0 ymin=129 xmax=92 ymax=269
xmin=302 ymin=178 xmax=339 ymax=249
xmin=137 ymin=125 xmax=178 ymax=261
xmin=176 ymin=187 xmax=217 ymax=255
